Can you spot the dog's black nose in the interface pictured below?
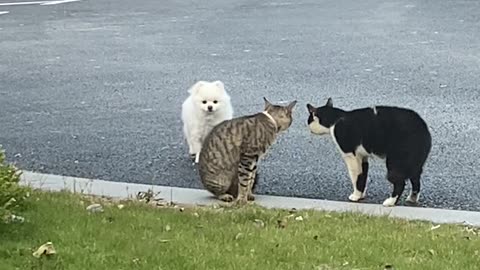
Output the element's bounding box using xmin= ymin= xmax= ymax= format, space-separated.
xmin=208 ymin=106 xmax=213 ymax=111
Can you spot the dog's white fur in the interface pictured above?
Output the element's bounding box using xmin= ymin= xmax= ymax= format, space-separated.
xmin=181 ymin=80 xmax=233 ymax=163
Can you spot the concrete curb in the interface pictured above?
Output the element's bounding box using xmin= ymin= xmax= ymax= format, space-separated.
xmin=20 ymin=171 xmax=480 ymax=227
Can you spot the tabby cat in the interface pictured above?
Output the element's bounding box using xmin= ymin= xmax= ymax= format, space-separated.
xmin=198 ymin=97 xmax=297 ymax=204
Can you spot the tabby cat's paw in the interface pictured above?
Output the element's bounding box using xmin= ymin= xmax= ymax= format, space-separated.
xmin=218 ymin=194 xmax=234 ymax=202
xmin=233 ymin=198 xmax=248 ymax=206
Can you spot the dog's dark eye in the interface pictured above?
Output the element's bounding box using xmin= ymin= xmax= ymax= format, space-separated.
xmin=213 ymin=100 xmax=218 ymax=104
xmin=202 ymin=100 xmax=207 ymax=104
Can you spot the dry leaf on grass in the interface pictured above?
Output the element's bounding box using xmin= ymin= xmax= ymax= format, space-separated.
xmin=463 ymin=226 xmax=479 ymax=235
xmin=32 ymin=242 xmax=56 ymax=258
xmin=295 ymin=216 xmax=304 ymax=221
xmin=136 ymin=189 xmax=162 ymax=203
xmin=277 ymin=218 xmax=288 ymax=228
xmin=234 ymin=233 xmax=244 ymax=240
xmin=7 ymin=214 xmax=25 ymax=223
xmin=86 ymin=203 xmax=104 ymax=213
xmin=101 ymin=217 xmax=114 ymax=224
xmin=430 ymin=224 xmax=441 ymax=231
xmin=165 ymin=225 xmax=171 ymax=232
xmin=117 ymin=204 xmax=125 ymax=209
xmin=253 ymin=219 xmax=265 ymax=228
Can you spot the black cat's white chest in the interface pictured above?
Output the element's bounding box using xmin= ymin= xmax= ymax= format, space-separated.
xmin=330 ymin=126 xmax=385 ymax=160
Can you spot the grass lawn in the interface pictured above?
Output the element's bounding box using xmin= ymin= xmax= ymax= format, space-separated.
xmin=0 ymin=191 xmax=479 ymax=270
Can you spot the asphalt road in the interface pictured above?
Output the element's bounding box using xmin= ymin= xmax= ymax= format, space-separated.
xmin=1 ymin=0 xmax=479 ymax=211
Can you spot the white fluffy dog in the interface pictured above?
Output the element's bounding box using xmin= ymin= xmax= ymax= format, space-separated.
xmin=181 ymin=80 xmax=233 ymax=163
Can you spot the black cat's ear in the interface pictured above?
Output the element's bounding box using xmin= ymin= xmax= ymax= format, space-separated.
xmin=263 ymin=97 xmax=272 ymax=110
xmin=287 ymin=100 xmax=297 ymax=111
xmin=326 ymin=97 xmax=333 ymax=107
xmin=306 ymin=103 xmax=316 ymax=113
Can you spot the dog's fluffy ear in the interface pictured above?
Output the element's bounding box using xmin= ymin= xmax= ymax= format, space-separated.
xmin=188 ymin=81 xmax=206 ymax=94
xmin=213 ymin=80 xmax=225 ymax=91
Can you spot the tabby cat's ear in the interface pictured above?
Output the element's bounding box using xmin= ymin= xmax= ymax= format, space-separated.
xmin=307 ymin=103 xmax=316 ymax=113
xmin=326 ymin=97 xmax=333 ymax=107
xmin=287 ymin=100 xmax=297 ymax=111
xmin=263 ymin=97 xmax=272 ymax=110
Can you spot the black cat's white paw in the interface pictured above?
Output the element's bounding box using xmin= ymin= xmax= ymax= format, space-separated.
xmin=348 ymin=191 xmax=365 ymax=202
xmin=382 ymin=197 xmax=398 ymax=207
xmin=405 ymin=193 xmax=420 ymax=206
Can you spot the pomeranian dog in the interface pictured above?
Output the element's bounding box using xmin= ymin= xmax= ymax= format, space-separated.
xmin=181 ymin=80 xmax=233 ymax=163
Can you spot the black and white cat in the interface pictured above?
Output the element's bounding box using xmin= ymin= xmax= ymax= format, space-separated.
xmin=306 ymin=98 xmax=432 ymax=207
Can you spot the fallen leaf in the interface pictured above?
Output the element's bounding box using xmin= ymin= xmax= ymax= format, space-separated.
xmin=158 ymin=239 xmax=170 ymax=243
xmin=277 ymin=218 xmax=287 ymax=228
xmin=193 ymin=212 xmax=200 ymax=217
xmin=117 ymin=204 xmax=125 ymax=209
xmin=464 ymin=226 xmax=479 ymax=235
xmin=154 ymin=200 xmax=170 ymax=207
xmin=430 ymin=225 xmax=441 ymax=231
xmin=253 ymin=219 xmax=265 ymax=228
xmin=102 ymin=216 xmax=114 ymax=223
xmin=428 ymin=249 xmax=435 ymax=256
xmin=384 ymin=264 xmax=394 ymax=270
xmin=86 ymin=203 xmax=104 ymax=213
xmin=234 ymin=233 xmax=244 ymax=240
xmin=295 ymin=216 xmax=304 ymax=221
xmin=32 ymin=242 xmax=56 ymax=258
xmin=136 ymin=189 xmax=162 ymax=203
xmin=179 ymin=207 xmax=185 ymax=212
xmin=8 ymin=214 xmax=25 ymax=223
xmin=165 ymin=225 xmax=171 ymax=232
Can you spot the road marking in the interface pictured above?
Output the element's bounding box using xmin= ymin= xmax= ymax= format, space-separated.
xmin=0 ymin=1 xmax=45 ymax=6
xmin=0 ymin=0 xmax=81 ymax=6
xmin=0 ymin=11 xmax=10 ymax=15
xmin=41 ymin=0 xmax=82 ymax=5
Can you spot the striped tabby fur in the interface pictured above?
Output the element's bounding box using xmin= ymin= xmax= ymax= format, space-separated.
xmin=198 ymin=97 xmax=297 ymax=204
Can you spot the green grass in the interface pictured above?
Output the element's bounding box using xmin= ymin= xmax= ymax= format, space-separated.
xmin=0 ymin=191 xmax=479 ymax=270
